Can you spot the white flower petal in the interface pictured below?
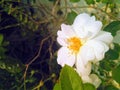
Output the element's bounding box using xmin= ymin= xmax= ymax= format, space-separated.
xmin=81 ymin=75 xmax=92 ymax=83
xmin=81 ymin=74 xmax=101 ymax=88
xmin=57 ymin=24 xmax=77 ymax=46
xmin=91 ymin=16 xmax=95 ymax=21
xmin=84 ymin=21 xmax=102 ymax=39
xmin=76 ymin=57 xmax=92 ymax=76
xmin=94 ymin=31 xmax=113 ymax=45
xmin=72 ymin=26 xmax=89 ymax=38
xmin=80 ymin=74 xmax=101 ymax=88
xmin=85 ymin=40 xmax=109 ymax=61
xmin=89 ymin=74 xmax=101 ymax=88
xmin=61 ymin=24 xmax=76 ymax=38
xmin=72 ymin=13 xmax=91 ymax=38
xmin=57 ymin=31 xmax=67 ymax=46
xmin=57 ymin=37 xmax=67 ymax=46
xmin=57 ymin=47 xmax=75 ymax=67
xmin=57 ymin=31 xmax=66 ymax=39
xmin=73 ymin=13 xmax=90 ymax=26
xmin=79 ymin=45 xmax=95 ymax=65
xmin=72 ymin=13 xmax=102 ymax=39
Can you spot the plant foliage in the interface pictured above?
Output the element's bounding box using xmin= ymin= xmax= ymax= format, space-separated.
xmin=0 ymin=0 xmax=120 ymax=90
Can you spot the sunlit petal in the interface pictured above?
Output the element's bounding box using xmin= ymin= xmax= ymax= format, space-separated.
xmin=76 ymin=56 xmax=92 ymax=76
xmin=79 ymin=45 xmax=95 ymax=65
xmin=73 ymin=13 xmax=90 ymax=26
xmin=94 ymin=31 xmax=113 ymax=45
xmin=61 ymin=24 xmax=76 ymax=38
xmin=72 ymin=13 xmax=91 ymax=38
xmin=85 ymin=40 xmax=109 ymax=61
xmin=84 ymin=21 xmax=102 ymax=39
xmin=57 ymin=47 xmax=75 ymax=67
xmin=57 ymin=37 xmax=67 ymax=46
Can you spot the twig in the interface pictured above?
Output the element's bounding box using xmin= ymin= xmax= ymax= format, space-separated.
xmin=60 ymin=5 xmax=120 ymax=21
xmin=52 ymin=0 xmax=60 ymax=16
xmin=0 ymin=23 xmax=21 ymax=31
xmin=23 ymin=35 xmax=51 ymax=82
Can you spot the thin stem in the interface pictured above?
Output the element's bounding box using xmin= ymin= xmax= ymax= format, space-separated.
xmin=60 ymin=6 xmax=120 ymax=21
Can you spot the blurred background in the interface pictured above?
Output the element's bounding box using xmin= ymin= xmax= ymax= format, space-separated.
xmin=0 ymin=0 xmax=120 ymax=90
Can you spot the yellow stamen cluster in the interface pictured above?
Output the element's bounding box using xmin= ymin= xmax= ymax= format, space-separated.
xmin=67 ymin=37 xmax=82 ymax=54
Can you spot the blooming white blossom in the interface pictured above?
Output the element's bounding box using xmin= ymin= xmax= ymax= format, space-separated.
xmin=57 ymin=13 xmax=113 ymax=88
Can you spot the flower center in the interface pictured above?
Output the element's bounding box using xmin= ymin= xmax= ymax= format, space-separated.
xmin=67 ymin=37 xmax=82 ymax=54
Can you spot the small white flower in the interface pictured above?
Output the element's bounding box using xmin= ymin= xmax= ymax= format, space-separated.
xmin=57 ymin=13 xmax=113 ymax=67
xmin=57 ymin=13 xmax=113 ymax=87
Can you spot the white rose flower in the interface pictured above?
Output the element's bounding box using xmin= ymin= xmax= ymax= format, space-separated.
xmin=57 ymin=13 xmax=113 ymax=88
xmin=57 ymin=13 xmax=113 ymax=67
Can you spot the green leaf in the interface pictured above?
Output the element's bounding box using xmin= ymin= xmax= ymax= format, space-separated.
xmin=60 ymin=65 xmax=83 ymax=90
xmin=105 ymin=49 xmax=119 ymax=60
xmin=49 ymin=0 xmax=56 ymax=2
xmin=8 ymin=4 xmax=12 ymax=15
xmin=102 ymin=0 xmax=108 ymax=3
xmin=0 ymin=57 xmax=24 ymax=73
xmin=112 ymin=65 xmax=120 ymax=83
xmin=85 ymin=0 xmax=95 ymax=5
xmin=100 ymin=60 xmax=115 ymax=71
xmin=70 ymin=0 xmax=80 ymax=2
xmin=106 ymin=44 xmax=120 ymax=60
xmin=66 ymin=11 xmax=77 ymax=24
xmin=114 ymin=0 xmax=120 ymax=4
xmin=105 ymin=43 xmax=120 ymax=60
xmin=102 ymin=0 xmax=113 ymax=3
xmin=113 ymin=43 xmax=120 ymax=52
xmin=54 ymin=83 xmax=61 ymax=90
xmin=0 ymin=34 xmax=3 ymax=45
xmin=96 ymin=0 xmax=101 ymax=2
xmin=105 ymin=85 xmax=119 ymax=90
xmin=103 ymin=21 xmax=120 ymax=36
xmin=83 ymin=83 xmax=96 ymax=90
xmin=0 ymin=47 xmax=6 ymax=56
